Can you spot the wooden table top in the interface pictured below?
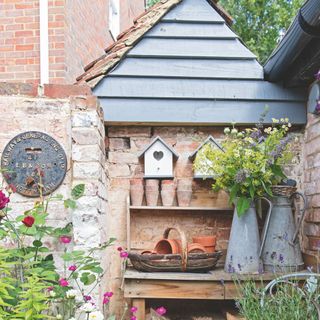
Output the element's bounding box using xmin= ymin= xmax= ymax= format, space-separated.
xmin=124 ymin=267 xmax=302 ymax=282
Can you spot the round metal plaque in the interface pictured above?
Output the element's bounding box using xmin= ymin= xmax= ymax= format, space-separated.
xmin=1 ymin=131 xmax=67 ymax=197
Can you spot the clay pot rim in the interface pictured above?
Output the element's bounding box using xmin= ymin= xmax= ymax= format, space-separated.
xmin=154 ymin=239 xmax=181 ymax=254
xmin=187 ymin=243 xmax=206 ymax=253
xmin=192 ymin=236 xmax=217 ymax=246
xmin=130 ymin=179 xmax=144 ymax=185
xmin=161 ymin=180 xmax=175 ymax=184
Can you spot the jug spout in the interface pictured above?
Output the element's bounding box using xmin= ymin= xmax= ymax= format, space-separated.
xmin=259 ymin=197 xmax=273 ymax=258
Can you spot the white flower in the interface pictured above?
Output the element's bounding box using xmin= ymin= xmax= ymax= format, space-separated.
xmin=231 ymin=128 xmax=238 ymax=135
xmin=89 ymin=311 xmax=104 ymax=320
xmin=224 ymin=127 xmax=231 ymax=134
xmin=306 ymin=276 xmax=318 ymax=294
xmin=68 ymin=318 xmax=76 ymax=320
xmin=56 ymin=315 xmax=62 ymax=320
xmin=50 ymin=291 xmax=56 ymax=297
xmin=81 ymin=302 xmax=97 ymax=313
xmin=66 ymin=289 xmax=77 ymax=299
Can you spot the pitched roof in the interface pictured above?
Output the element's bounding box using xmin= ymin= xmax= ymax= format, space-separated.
xmin=137 ymin=136 xmax=179 ymax=159
xmin=76 ymin=0 xmax=232 ymax=88
xmin=189 ymin=135 xmax=223 ymax=160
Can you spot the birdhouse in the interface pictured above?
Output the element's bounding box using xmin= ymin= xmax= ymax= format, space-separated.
xmin=138 ymin=136 xmax=179 ymax=178
xmin=189 ymin=136 xmax=223 ymax=179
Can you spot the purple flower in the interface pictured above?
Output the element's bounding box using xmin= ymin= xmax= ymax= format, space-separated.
xmin=279 ymin=254 xmax=284 ymax=263
xmin=84 ymin=295 xmax=92 ymax=301
xmin=315 ymin=101 xmax=320 ymax=115
xmin=120 ymin=251 xmax=129 ymax=258
xmin=315 ymin=70 xmax=320 ymax=80
xmin=155 ymin=307 xmax=167 ymax=316
xmin=235 ymin=169 xmax=248 ymax=183
xmin=271 ymin=252 xmax=277 ymax=260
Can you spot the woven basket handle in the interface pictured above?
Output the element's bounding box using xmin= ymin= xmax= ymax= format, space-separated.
xmin=163 ymin=227 xmax=188 ymax=271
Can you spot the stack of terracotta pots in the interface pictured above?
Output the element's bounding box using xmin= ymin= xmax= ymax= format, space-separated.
xmin=145 ymin=179 xmax=159 ymax=206
xmin=130 ymin=179 xmax=144 ymax=206
xmin=177 ymin=179 xmax=193 ymax=207
xmin=160 ymin=180 xmax=176 ymax=206
xmin=192 ymin=236 xmax=217 ymax=253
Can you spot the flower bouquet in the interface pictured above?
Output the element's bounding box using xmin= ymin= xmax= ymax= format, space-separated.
xmin=194 ymin=114 xmax=296 ymax=217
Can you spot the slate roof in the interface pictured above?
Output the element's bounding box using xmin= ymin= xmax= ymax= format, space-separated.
xmin=76 ymin=0 xmax=232 ymax=88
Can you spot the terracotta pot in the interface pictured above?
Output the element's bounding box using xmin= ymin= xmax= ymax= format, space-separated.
xmin=192 ymin=235 xmax=217 ymax=253
xmin=130 ymin=185 xmax=144 ymax=206
xmin=177 ymin=190 xmax=192 ymax=207
xmin=177 ymin=179 xmax=193 ymax=190
xmin=308 ymin=236 xmax=320 ymax=251
xmin=154 ymin=238 xmax=181 ymax=254
xmin=145 ymin=179 xmax=160 ymax=187
xmin=130 ymin=178 xmax=144 ymax=185
xmin=161 ymin=180 xmax=175 ymax=206
xmin=145 ymin=189 xmax=159 ymax=206
xmin=187 ymin=243 xmax=206 ymax=254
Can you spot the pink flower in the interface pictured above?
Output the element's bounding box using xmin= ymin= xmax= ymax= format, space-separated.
xmin=60 ymin=235 xmax=72 ymax=244
xmin=0 ymin=190 xmax=9 ymax=209
xmin=117 ymin=246 xmax=123 ymax=252
xmin=103 ymin=297 xmax=110 ymax=304
xmin=58 ymin=278 xmax=69 ymax=287
xmin=130 ymin=307 xmax=138 ymax=313
xmin=84 ymin=295 xmax=92 ymax=301
xmin=47 ymin=286 xmax=54 ymax=292
xmin=22 ymin=216 xmax=35 ymax=227
xmin=120 ymin=251 xmax=129 ymax=258
xmin=104 ymin=291 xmax=113 ymax=298
xmin=68 ymin=265 xmax=77 ymax=271
xmin=156 ymin=307 xmax=167 ymax=316
xmin=130 ymin=317 xmax=137 ymax=320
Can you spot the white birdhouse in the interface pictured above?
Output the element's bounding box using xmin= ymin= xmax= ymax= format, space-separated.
xmin=138 ymin=136 xmax=179 ymax=178
xmin=189 ymin=136 xmax=223 ymax=179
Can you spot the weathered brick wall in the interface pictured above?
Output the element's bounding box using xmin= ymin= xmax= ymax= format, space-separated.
xmin=303 ymin=112 xmax=320 ymax=261
xmin=0 ymin=82 xmax=107 ymax=298
xmin=0 ymin=0 xmax=145 ymax=84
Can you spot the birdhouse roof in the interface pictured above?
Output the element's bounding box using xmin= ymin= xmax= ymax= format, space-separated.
xmin=138 ymin=136 xmax=179 ymax=159
xmin=189 ymin=135 xmax=223 ymax=160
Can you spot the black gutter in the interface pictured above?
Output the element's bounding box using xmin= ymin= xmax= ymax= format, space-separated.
xmin=264 ymin=0 xmax=320 ymax=82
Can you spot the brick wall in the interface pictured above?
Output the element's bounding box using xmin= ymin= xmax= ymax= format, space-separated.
xmin=0 ymin=82 xmax=108 ymax=299
xmin=0 ymin=0 xmax=145 ymax=84
xmin=303 ymin=112 xmax=320 ymax=263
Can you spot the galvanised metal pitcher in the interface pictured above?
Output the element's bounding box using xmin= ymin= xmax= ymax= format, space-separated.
xmin=261 ymin=193 xmax=307 ymax=272
xmin=225 ymin=198 xmax=273 ymax=274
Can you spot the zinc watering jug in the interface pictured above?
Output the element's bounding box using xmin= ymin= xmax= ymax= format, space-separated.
xmin=261 ymin=192 xmax=307 ymax=272
xmin=225 ymin=198 xmax=273 ymax=274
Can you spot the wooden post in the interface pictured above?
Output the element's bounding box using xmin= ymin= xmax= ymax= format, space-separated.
xmin=132 ymin=298 xmax=146 ymax=320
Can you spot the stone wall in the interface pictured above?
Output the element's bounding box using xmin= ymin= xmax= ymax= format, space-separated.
xmin=303 ymin=112 xmax=320 ymax=265
xmin=0 ymin=82 xmax=108 ymax=297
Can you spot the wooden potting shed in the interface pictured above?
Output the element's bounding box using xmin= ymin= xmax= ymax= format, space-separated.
xmin=78 ymin=0 xmax=308 ymax=318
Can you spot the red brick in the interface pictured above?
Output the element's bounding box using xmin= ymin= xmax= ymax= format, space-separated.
xmin=0 ymin=82 xmax=37 ymax=96
xmin=43 ymin=84 xmax=91 ymax=98
xmin=15 ymin=30 xmax=33 ymax=37
xmin=16 ymin=44 xmax=34 ymax=51
xmin=15 ymin=3 xmax=33 ymax=9
xmin=6 ymin=23 xmax=23 ymax=30
xmin=15 ymin=16 xmax=33 ymax=23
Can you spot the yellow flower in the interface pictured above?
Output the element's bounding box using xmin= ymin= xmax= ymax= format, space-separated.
xmin=272 ymin=118 xmax=279 ymax=123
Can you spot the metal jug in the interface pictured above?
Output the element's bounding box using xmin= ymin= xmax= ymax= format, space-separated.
xmin=225 ymin=198 xmax=273 ymax=274
xmin=261 ymin=193 xmax=307 ymax=272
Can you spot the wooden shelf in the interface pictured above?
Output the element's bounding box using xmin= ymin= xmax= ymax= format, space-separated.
xmin=129 ymin=205 xmax=233 ymax=212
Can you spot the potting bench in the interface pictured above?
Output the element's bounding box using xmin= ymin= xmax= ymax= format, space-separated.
xmin=123 ymin=268 xmax=281 ymax=320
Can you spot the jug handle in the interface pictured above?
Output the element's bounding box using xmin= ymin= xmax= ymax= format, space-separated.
xmin=291 ymin=192 xmax=307 ymax=245
xmin=259 ymin=197 xmax=273 ymax=258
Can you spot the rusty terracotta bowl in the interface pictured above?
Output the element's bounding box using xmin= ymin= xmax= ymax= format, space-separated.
xmin=192 ymin=236 xmax=217 ymax=253
xmin=187 ymin=243 xmax=206 ymax=254
xmin=154 ymin=238 xmax=181 ymax=254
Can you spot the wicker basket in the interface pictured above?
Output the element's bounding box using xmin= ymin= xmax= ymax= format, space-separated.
xmin=271 ymin=185 xmax=297 ymax=197
xmin=128 ymin=227 xmax=223 ymax=272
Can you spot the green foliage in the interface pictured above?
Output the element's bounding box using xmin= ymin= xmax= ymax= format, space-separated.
xmin=237 ymin=277 xmax=320 ymax=319
xmin=218 ymin=0 xmax=304 ymax=63
xmin=147 ymin=0 xmax=160 ymax=7
xmin=0 ymin=182 xmax=117 ymax=319
xmin=194 ymin=116 xmax=295 ymax=216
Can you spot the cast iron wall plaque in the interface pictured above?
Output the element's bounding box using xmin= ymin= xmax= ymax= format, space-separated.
xmin=1 ymin=131 xmax=67 ymax=197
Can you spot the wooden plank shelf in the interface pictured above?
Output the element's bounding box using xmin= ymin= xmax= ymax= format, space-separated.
xmin=130 ymin=205 xmax=233 ymax=212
